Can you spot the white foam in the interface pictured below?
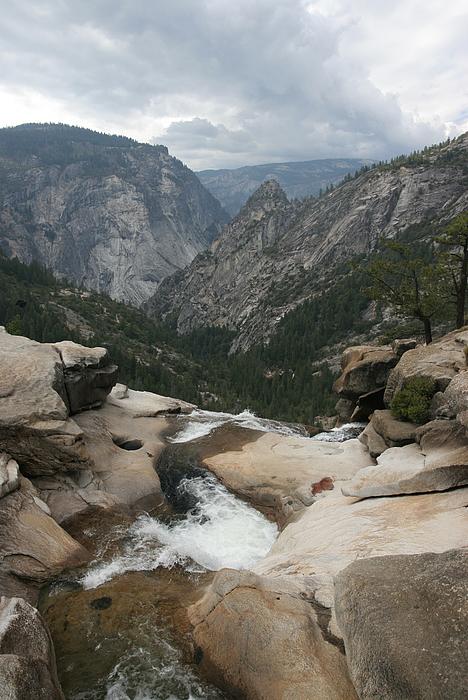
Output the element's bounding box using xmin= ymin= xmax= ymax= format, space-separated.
xmin=169 ymin=408 xmax=304 ymax=443
xmin=312 ymin=422 xmax=366 ymax=442
xmin=82 ymin=476 xmax=278 ymax=590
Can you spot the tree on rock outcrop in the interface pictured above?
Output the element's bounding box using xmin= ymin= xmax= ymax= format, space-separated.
xmin=437 ymin=211 xmax=468 ymax=328
xmin=365 ymin=241 xmax=442 ymax=344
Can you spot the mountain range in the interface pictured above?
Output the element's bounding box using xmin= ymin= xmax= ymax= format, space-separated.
xmin=147 ymin=133 xmax=468 ymax=351
xmin=0 ymin=123 xmax=228 ymax=306
xmin=197 ymin=158 xmax=374 ymax=216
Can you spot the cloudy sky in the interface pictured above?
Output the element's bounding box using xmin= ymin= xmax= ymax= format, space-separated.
xmin=0 ymin=0 xmax=467 ymax=169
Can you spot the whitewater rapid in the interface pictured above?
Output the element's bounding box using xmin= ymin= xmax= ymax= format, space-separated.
xmin=168 ymin=408 xmax=307 ymax=443
xmin=82 ymin=475 xmax=278 ymax=590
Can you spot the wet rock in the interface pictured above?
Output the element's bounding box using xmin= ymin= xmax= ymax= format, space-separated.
xmin=0 ymin=596 xmax=64 ymax=699
xmin=384 ymin=328 xmax=468 ymax=405
xmin=52 ymin=341 xmax=118 ymax=414
xmin=334 ymin=549 xmax=468 ymax=700
xmin=0 ymin=453 xmax=20 ymax=498
xmin=189 ymin=569 xmax=357 ymax=700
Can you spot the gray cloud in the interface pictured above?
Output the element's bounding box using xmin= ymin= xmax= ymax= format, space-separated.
xmin=0 ymin=0 xmax=466 ymax=168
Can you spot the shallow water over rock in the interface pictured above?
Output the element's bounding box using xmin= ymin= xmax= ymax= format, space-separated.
xmin=41 ymin=568 xmax=225 ymax=700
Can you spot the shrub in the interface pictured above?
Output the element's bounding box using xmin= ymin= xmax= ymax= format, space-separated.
xmin=391 ymin=376 xmax=437 ymax=423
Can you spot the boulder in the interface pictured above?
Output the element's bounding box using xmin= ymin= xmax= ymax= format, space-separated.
xmin=0 ymin=596 xmax=64 ymax=699
xmin=107 ymin=384 xmax=195 ymax=416
xmin=358 ymin=422 xmax=388 ymax=458
xmin=391 ymin=338 xmax=418 ymax=356
xmin=369 ymin=409 xmax=419 ymax=448
xmin=416 ymin=418 xmax=467 ymax=451
xmin=384 ymin=328 xmax=468 ymax=405
xmin=189 ymin=569 xmax=357 ymax=700
xmin=201 ymin=431 xmax=374 ymax=523
xmin=334 ymin=549 xmax=468 ymax=700
xmin=433 ymin=370 xmax=468 ymax=425
xmin=335 ymin=397 xmax=355 ymax=423
xmin=52 ymin=340 xmax=118 ymax=414
xmin=333 ymin=345 xmax=399 ymax=401
xmin=342 ymin=441 xmax=468 ymax=498
xmin=0 ymin=329 xmax=90 ymax=476
xmin=0 ymin=477 xmax=89 ymax=602
xmin=0 ymin=453 xmax=20 ymax=498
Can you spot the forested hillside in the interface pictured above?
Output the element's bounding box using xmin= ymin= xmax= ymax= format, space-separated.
xmin=1 ymin=246 xmax=449 ymax=425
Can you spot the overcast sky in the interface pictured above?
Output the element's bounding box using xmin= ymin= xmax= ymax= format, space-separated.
xmin=0 ymin=0 xmax=467 ymax=169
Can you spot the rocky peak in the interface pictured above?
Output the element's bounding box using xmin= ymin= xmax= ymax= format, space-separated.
xmin=148 ymin=133 xmax=468 ymax=350
xmin=244 ymin=178 xmax=289 ymax=206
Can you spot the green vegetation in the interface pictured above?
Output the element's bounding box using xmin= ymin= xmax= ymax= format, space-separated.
xmin=436 ymin=212 xmax=468 ymax=328
xmin=364 ymin=214 xmax=468 ymax=343
xmin=0 ymin=252 xmax=365 ymax=424
xmin=1 ymin=211 xmax=464 ymax=425
xmin=391 ymin=377 xmax=437 ymax=424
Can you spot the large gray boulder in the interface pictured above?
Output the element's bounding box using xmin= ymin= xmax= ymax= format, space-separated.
xmin=0 ymin=596 xmax=64 ymax=699
xmin=0 ymin=329 xmax=119 ymax=476
xmin=343 ymin=441 xmax=468 ymax=498
xmin=335 ymin=549 xmax=468 ymax=700
xmin=333 ymin=345 xmax=399 ymax=402
xmin=52 ymin=341 xmax=118 ymax=414
xmin=384 ymin=328 xmax=468 ymax=405
xmin=433 ymin=369 xmax=468 ymax=428
xmin=0 ymin=329 xmax=89 ymax=476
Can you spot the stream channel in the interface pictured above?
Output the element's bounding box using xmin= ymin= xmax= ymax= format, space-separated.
xmin=38 ymin=409 xmax=362 ymax=699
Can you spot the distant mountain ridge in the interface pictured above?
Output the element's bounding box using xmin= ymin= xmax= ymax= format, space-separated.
xmin=0 ymin=123 xmax=228 ymax=306
xmin=148 ymin=133 xmax=468 ymax=351
xmin=197 ymin=157 xmax=374 ymax=215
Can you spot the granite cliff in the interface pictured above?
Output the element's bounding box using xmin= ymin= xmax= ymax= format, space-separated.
xmin=148 ymin=133 xmax=468 ymax=351
xmin=0 ymin=124 xmax=228 ymax=306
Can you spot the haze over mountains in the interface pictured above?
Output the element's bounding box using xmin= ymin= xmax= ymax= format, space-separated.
xmin=197 ymin=158 xmax=374 ymax=216
xmin=0 ymin=123 xmax=228 ymax=306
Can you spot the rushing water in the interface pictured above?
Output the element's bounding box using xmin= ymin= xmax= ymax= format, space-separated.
xmin=312 ymin=422 xmax=366 ymax=442
xmin=41 ymin=407 xmax=363 ymax=699
xmin=169 ymin=408 xmax=308 ymax=443
xmin=42 ymin=442 xmax=278 ymax=700
xmin=82 ymin=475 xmax=278 ymax=590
